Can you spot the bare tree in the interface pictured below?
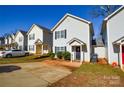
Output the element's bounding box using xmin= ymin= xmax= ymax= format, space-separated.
xmin=91 ymin=5 xmax=121 ymax=18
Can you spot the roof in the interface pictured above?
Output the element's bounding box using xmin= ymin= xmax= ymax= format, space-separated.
xmin=15 ymin=30 xmax=27 ymax=38
xmin=92 ymin=37 xmax=104 ymax=47
xmin=113 ymin=36 xmax=124 ymax=45
xmin=20 ymin=30 xmax=27 ymax=36
xmin=92 ymin=39 xmax=96 ymax=45
xmin=27 ymin=24 xmax=51 ymax=35
xmin=0 ymin=37 xmax=4 ymax=40
xmin=101 ymin=6 xmax=124 ymax=34
xmin=67 ymin=37 xmax=86 ymax=45
xmin=51 ymin=13 xmax=92 ymax=32
xmin=104 ymin=6 xmax=124 ymax=21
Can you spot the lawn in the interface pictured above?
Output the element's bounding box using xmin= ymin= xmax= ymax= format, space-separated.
xmin=0 ymin=55 xmax=49 ymax=64
xmin=50 ymin=63 xmax=124 ymax=87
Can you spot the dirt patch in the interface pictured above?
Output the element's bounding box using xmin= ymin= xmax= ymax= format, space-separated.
xmin=49 ymin=73 xmax=124 ymax=87
xmin=43 ymin=59 xmax=81 ymax=71
xmin=49 ymin=73 xmax=89 ymax=87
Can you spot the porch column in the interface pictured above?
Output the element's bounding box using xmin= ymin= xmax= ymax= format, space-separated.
xmin=41 ymin=44 xmax=43 ymax=55
xmin=120 ymin=44 xmax=123 ymax=69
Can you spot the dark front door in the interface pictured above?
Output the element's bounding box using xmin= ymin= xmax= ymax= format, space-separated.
xmin=76 ymin=46 xmax=80 ymax=60
xmin=122 ymin=46 xmax=124 ymax=64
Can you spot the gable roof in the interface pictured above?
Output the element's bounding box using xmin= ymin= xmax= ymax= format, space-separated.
xmin=104 ymin=6 xmax=124 ymax=21
xmin=113 ymin=36 xmax=124 ymax=45
xmin=0 ymin=37 xmax=4 ymax=40
xmin=101 ymin=6 xmax=124 ymax=34
xmin=27 ymin=24 xmax=51 ymax=35
xmin=15 ymin=30 xmax=27 ymax=38
xmin=51 ymin=13 xmax=92 ymax=32
xmin=67 ymin=37 xmax=86 ymax=45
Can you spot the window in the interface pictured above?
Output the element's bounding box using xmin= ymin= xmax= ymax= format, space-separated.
xmin=55 ymin=30 xmax=66 ymax=39
xmin=29 ymin=45 xmax=34 ymax=51
xmin=29 ymin=34 xmax=35 ymax=40
xmin=19 ymin=37 xmax=22 ymax=42
xmin=55 ymin=46 xmax=66 ymax=53
xmin=19 ymin=46 xmax=22 ymax=50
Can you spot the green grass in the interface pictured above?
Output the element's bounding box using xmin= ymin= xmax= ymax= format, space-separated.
xmin=74 ymin=63 xmax=124 ymax=78
xmin=0 ymin=55 xmax=49 ymax=64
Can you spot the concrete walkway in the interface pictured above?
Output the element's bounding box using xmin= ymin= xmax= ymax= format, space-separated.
xmin=0 ymin=62 xmax=73 ymax=87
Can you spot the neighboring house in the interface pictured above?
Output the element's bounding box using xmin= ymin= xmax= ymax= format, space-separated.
xmin=52 ymin=13 xmax=94 ymax=62
xmin=92 ymin=36 xmax=105 ymax=58
xmin=0 ymin=37 xmax=5 ymax=46
xmin=11 ymin=33 xmax=15 ymax=43
xmin=101 ymin=6 xmax=124 ymax=68
xmin=14 ymin=30 xmax=27 ymax=50
xmin=27 ymin=24 xmax=52 ymax=55
xmin=0 ymin=37 xmax=5 ymax=50
xmin=4 ymin=35 xmax=9 ymax=50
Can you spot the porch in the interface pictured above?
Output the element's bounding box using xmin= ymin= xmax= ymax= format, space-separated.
xmin=113 ymin=36 xmax=124 ymax=70
xmin=67 ymin=38 xmax=87 ymax=62
xmin=35 ymin=39 xmax=50 ymax=55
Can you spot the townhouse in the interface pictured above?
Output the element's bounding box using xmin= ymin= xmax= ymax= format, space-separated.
xmin=52 ymin=13 xmax=94 ymax=62
xmin=14 ymin=30 xmax=27 ymax=50
xmin=0 ymin=37 xmax=5 ymax=50
xmin=101 ymin=6 xmax=124 ymax=68
xmin=27 ymin=24 xmax=52 ymax=55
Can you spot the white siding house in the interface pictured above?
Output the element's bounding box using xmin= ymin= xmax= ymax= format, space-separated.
xmin=0 ymin=37 xmax=4 ymax=46
xmin=52 ymin=13 xmax=94 ymax=62
xmin=101 ymin=6 xmax=124 ymax=69
xmin=27 ymin=24 xmax=52 ymax=55
xmin=14 ymin=30 xmax=27 ymax=50
xmin=4 ymin=35 xmax=9 ymax=50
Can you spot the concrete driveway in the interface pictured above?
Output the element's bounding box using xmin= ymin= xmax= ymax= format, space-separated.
xmin=0 ymin=61 xmax=72 ymax=87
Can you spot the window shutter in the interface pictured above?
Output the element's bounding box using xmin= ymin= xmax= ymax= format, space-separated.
xmin=64 ymin=29 xmax=66 ymax=38
xmin=64 ymin=46 xmax=66 ymax=51
xmin=33 ymin=34 xmax=35 ymax=40
xmin=55 ymin=32 xmax=57 ymax=39
xmin=55 ymin=47 xmax=56 ymax=53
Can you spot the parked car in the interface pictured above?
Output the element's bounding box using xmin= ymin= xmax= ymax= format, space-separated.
xmin=0 ymin=49 xmax=29 ymax=58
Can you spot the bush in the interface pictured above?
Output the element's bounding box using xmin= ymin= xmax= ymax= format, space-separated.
xmin=47 ymin=52 xmax=52 ymax=56
xmin=50 ymin=53 xmax=55 ymax=59
xmin=57 ymin=52 xmax=63 ymax=59
xmin=63 ymin=51 xmax=71 ymax=60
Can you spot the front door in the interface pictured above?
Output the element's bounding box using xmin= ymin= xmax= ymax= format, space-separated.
xmin=36 ymin=44 xmax=42 ymax=55
xmin=76 ymin=46 xmax=80 ymax=60
xmin=122 ymin=46 xmax=124 ymax=64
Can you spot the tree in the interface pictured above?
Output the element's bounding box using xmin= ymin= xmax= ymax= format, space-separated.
xmin=91 ymin=5 xmax=121 ymax=18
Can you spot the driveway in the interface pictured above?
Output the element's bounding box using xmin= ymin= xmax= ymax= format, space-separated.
xmin=0 ymin=61 xmax=78 ymax=87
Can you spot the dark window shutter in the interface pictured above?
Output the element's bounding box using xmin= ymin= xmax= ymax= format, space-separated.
xmin=65 ymin=29 xmax=66 ymax=38
xmin=55 ymin=32 xmax=57 ymax=39
xmin=55 ymin=47 xmax=56 ymax=53
xmin=65 ymin=46 xmax=66 ymax=51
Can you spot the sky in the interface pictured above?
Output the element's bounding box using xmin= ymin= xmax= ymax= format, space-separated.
xmin=0 ymin=5 xmax=107 ymax=38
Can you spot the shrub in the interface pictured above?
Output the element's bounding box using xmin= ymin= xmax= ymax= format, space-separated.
xmin=50 ymin=53 xmax=55 ymax=59
xmin=63 ymin=51 xmax=71 ymax=60
xmin=57 ymin=52 xmax=63 ymax=59
xmin=47 ymin=52 xmax=53 ymax=56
